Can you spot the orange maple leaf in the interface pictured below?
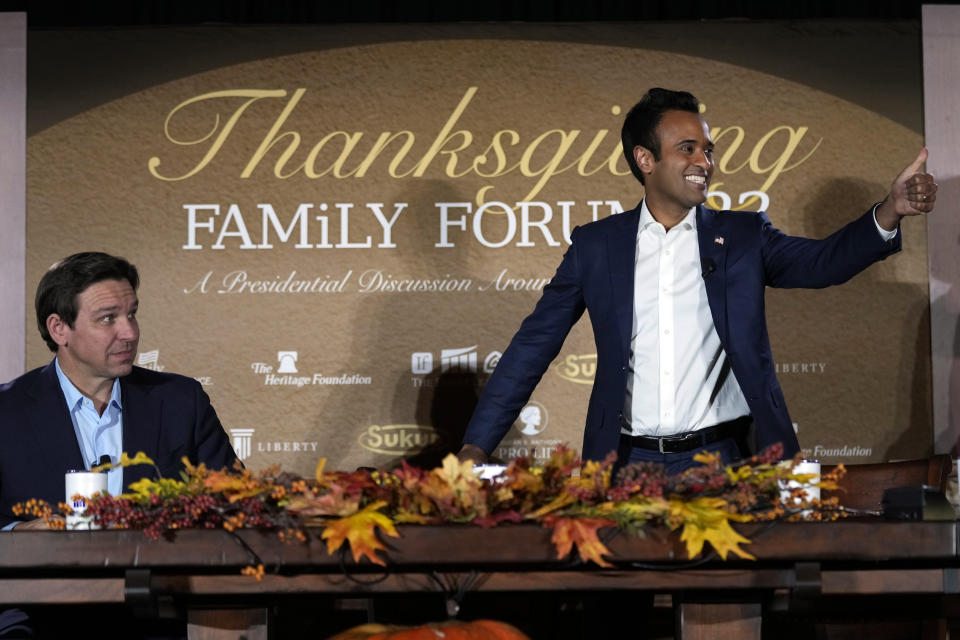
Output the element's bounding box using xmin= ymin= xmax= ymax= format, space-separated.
xmin=320 ymin=501 xmax=399 ymax=566
xmin=202 ymin=470 xmax=265 ymax=502
xmin=284 ymin=483 xmax=360 ymax=517
xmin=545 ymin=516 xmax=616 ymax=568
xmin=503 ymin=464 xmax=543 ymax=494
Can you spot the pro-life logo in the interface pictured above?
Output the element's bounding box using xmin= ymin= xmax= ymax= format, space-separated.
xmin=136 ymin=349 xmax=166 ymax=372
xmin=230 ymin=428 xmax=255 ymax=461
xmin=250 ymin=350 xmax=371 ymax=387
xmin=516 ymin=400 xmax=548 ymax=436
xmin=496 ymin=399 xmax=557 ymax=462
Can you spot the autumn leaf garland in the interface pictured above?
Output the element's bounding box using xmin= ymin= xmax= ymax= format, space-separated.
xmin=13 ymin=443 xmax=845 ymax=570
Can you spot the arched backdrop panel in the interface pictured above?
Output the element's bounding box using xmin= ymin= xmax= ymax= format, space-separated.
xmin=25 ymin=23 xmax=930 ymax=474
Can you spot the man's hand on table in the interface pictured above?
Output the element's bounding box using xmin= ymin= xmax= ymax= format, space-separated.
xmin=457 ymin=444 xmax=488 ymax=465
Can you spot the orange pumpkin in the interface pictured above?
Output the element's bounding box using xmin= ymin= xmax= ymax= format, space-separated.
xmin=327 ymin=619 xmax=530 ymax=640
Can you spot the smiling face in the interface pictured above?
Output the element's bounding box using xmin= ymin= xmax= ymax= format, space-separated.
xmin=633 ymin=109 xmax=715 ymax=221
xmin=47 ymin=278 xmax=140 ymax=395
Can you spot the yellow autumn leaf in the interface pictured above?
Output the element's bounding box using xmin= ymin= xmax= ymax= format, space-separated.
xmin=679 ymin=516 xmax=755 ymax=561
xmin=670 ymin=496 xmax=754 ymax=560
xmin=92 ymin=450 xmax=156 ymax=472
xmin=724 ymin=464 xmax=753 ymax=483
xmin=121 ymin=451 xmax=156 ymax=467
xmin=543 ymin=447 xmax=579 ymax=472
xmin=315 ymin=458 xmax=327 ymax=483
xmin=436 ymin=454 xmax=480 ymax=485
xmin=566 ymin=459 xmax=610 ymax=494
xmin=393 ymin=510 xmax=429 ymax=524
xmin=616 ymin=498 xmax=670 ymax=520
xmin=527 ymin=492 xmax=575 ymax=519
xmin=122 ymin=477 xmax=188 ymax=501
xmin=320 ymin=501 xmax=399 ymax=566
xmin=418 ymin=454 xmax=486 ymax=517
xmin=692 ymin=450 xmax=722 ymax=466
xmin=580 ymin=459 xmax=604 ymax=478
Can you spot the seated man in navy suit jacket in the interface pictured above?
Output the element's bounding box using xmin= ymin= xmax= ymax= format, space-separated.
xmin=0 ymin=251 xmax=237 ymax=529
xmin=459 ymin=88 xmax=938 ymax=473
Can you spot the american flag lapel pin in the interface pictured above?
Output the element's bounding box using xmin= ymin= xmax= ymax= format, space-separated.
xmin=714 ymin=236 xmax=725 ymax=245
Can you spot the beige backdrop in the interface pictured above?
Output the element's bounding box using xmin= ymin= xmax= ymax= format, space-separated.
xmin=27 ymin=37 xmax=929 ymax=475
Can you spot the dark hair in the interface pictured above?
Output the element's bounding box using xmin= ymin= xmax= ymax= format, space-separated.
xmin=621 ymin=88 xmax=702 ymax=185
xmin=35 ymin=252 xmax=140 ymax=352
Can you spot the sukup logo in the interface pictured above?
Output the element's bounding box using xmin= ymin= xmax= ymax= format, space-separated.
xmin=358 ymin=424 xmax=440 ymax=455
xmin=553 ymin=354 xmax=596 ymax=385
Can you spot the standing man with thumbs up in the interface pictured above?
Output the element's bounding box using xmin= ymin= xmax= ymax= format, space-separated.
xmin=458 ymin=87 xmax=938 ymax=473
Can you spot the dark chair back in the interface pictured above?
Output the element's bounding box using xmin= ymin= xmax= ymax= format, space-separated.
xmin=820 ymin=454 xmax=952 ymax=512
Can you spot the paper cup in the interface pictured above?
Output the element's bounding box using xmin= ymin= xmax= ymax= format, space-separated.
xmin=65 ymin=470 xmax=107 ymax=530
xmin=780 ymin=459 xmax=821 ymax=513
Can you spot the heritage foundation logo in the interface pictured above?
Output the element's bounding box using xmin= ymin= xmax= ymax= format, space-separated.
xmin=277 ymin=351 xmax=298 ymax=373
xmin=250 ymin=351 xmax=371 ymax=387
xmin=803 ymin=444 xmax=872 ymax=459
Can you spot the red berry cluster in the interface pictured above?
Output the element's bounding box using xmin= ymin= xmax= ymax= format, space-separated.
xmin=85 ymin=493 xmax=278 ymax=540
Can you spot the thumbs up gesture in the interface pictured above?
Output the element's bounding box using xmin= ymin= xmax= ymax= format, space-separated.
xmin=876 ymin=148 xmax=938 ymax=231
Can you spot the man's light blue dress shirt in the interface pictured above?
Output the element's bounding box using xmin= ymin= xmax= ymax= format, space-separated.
xmin=54 ymin=358 xmax=124 ymax=496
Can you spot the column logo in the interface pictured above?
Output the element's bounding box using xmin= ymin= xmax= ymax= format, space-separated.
xmin=441 ymin=346 xmax=477 ymax=372
xmin=136 ymin=349 xmax=166 ymax=372
xmin=230 ymin=428 xmax=255 ymax=461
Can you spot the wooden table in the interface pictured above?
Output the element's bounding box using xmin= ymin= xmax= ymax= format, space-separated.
xmin=1 ymin=521 xmax=957 ymax=638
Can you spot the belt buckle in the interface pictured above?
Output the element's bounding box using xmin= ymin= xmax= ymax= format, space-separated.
xmin=659 ymin=432 xmax=695 ymax=454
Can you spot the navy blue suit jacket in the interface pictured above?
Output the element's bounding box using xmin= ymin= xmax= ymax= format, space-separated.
xmin=0 ymin=361 xmax=237 ymax=527
xmin=463 ymin=203 xmax=901 ymax=462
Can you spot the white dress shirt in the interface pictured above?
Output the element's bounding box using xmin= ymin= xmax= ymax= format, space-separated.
xmin=622 ymin=201 xmax=749 ymax=436
xmin=622 ymin=201 xmax=898 ymax=438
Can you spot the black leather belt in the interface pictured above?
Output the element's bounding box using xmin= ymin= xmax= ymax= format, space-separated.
xmin=621 ymin=416 xmax=751 ymax=454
